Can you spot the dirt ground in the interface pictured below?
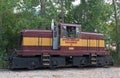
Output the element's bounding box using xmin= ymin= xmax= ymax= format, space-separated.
xmin=0 ymin=67 xmax=120 ymax=78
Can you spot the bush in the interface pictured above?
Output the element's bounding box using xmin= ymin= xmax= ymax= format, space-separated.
xmin=0 ymin=50 xmax=8 ymax=68
xmin=110 ymin=50 xmax=120 ymax=65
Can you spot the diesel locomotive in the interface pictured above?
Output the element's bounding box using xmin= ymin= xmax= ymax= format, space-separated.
xmin=6 ymin=22 xmax=113 ymax=69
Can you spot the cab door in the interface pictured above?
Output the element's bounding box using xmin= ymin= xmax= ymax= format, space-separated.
xmin=53 ymin=26 xmax=59 ymax=50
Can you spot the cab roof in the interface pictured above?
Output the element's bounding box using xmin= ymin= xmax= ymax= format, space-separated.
xmin=59 ymin=23 xmax=81 ymax=27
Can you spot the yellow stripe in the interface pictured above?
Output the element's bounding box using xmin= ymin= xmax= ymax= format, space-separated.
xmin=23 ymin=37 xmax=105 ymax=47
xmin=89 ymin=40 xmax=97 ymax=47
xmin=60 ymin=38 xmax=105 ymax=47
xmin=23 ymin=37 xmax=52 ymax=46
xmin=39 ymin=37 xmax=52 ymax=46
xmin=23 ymin=37 xmax=39 ymax=46
xmin=99 ymin=40 xmax=105 ymax=47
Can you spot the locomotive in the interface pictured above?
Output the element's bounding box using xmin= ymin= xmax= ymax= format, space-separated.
xmin=6 ymin=21 xmax=113 ymax=69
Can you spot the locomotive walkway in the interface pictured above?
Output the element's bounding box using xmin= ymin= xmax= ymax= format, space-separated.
xmin=0 ymin=67 xmax=119 ymax=78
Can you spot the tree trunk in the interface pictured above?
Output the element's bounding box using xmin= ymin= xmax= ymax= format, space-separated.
xmin=0 ymin=15 xmax=2 ymax=49
xmin=0 ymin=15 xmax=2 ymax=35
xmin=60 ymin=0 xmax=64 ymax=23
xmin=112 ymin=0 xmax=120 ymax=58
xmin=39 ymin=0 xmax=45 ymax=29
xmin=39 ymin=0 xmax=45 ymax=16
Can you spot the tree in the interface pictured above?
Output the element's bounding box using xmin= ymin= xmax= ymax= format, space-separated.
xmin=110 ymin=0 xmax=120 ymax=58
xmin=0 ymin=0 xmax=18 ymax=67
xmin=66 ymin=0 xmax=113 ymax=33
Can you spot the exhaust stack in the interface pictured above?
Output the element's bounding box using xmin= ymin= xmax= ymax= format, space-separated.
xmin=51 ymin=19 xmax=54 ymax=30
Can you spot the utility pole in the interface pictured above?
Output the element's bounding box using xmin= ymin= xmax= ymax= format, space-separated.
xmin=112 ymin=0 xmax=120 ymax=57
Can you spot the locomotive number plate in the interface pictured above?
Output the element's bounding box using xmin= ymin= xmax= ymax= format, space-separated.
xmin=69 ymin=47 xmax=74 ymax=50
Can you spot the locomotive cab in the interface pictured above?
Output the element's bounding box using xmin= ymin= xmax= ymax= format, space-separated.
xmin=61 ymin=24 xmax=80 ymax=38
xmin=52 ymin=23 xmax=81 ymax=50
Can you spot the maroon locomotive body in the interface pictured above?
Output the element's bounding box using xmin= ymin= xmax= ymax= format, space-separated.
xmin=7 ymin=23 xmax=113 ymax=69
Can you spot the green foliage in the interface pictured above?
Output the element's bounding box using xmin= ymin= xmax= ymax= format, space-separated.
xmin=110 ymin=50 xmax=120 ymax=65
xmin=0 ymin=50 xmax=8 ymax=68
xmin=66 ymin=0 xmax=114 ymax=33
xmin=0 ymin=0 xmax=51 ymax=68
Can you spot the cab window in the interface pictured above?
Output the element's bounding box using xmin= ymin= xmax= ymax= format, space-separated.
xmin=62 ymin=26 xmax=67 ymax=37
xmin=62 ymin=26 xmax=80 ymax=38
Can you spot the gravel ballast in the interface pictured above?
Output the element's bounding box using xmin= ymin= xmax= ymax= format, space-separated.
xmin=0 ymin=67 xmax=119 ymax=78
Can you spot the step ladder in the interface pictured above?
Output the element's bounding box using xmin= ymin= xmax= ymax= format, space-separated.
xmin=42 ymin=54 xmax=50 ymax=67
xmin=90 ymin=54 xmax=97 ymax=65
